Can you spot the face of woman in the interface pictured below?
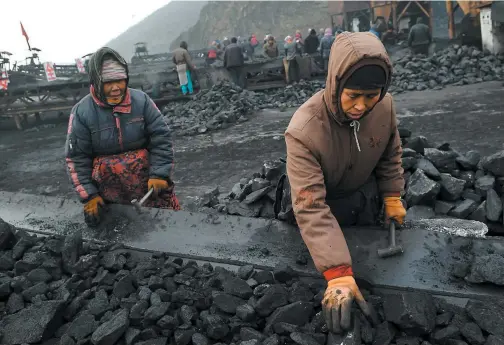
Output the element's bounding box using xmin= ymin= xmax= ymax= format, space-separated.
xmin=340 ymin=88 xmax=381 ymax=120
xmin=103 ymin=80 xmax=127 ymax=105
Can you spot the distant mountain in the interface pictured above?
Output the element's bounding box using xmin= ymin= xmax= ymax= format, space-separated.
xmin=106 ymin=0 xmax=208 ymax=61
xmin=171 ymin=1 xmax=331 ymax=51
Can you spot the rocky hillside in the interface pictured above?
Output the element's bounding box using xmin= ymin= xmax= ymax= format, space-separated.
xmin=171 ymin=1 xmax=331 ymax=50
xmin=106 ymin=0 xmax=207 ymax=61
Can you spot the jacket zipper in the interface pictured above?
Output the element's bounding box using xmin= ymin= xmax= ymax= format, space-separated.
xmin=348 ymin=126 xmax=354 ymax=171
xmin=114 ymin=114 xmax=124 ymax=151
xmin=339 ymin=126 xmax=354 ymax=188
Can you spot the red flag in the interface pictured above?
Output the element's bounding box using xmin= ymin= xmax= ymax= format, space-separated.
xmin=20 ymin=22 xmax=29 ymax=41
xmin=20 ymin=22 xmax=31 ymax=51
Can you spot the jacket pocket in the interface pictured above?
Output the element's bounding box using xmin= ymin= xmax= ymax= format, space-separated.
xmin=123 ymin=117 xmax=145 ymax=146
xmin=92 ymin=126 xmax=117 ymax=153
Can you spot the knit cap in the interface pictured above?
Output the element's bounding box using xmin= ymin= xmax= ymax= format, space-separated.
xmin=101 ymin=58 xmax=127 ymax=82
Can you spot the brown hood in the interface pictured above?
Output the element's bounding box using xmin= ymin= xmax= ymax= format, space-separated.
xmin=323 ymin=32 xmax=392 ymax=124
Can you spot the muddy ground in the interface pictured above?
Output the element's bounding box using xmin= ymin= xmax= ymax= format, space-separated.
xmin=1 ymin=81 xmax=504 ymax=206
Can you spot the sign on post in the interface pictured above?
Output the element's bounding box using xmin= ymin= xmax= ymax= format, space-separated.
xmin=44 ymin=62 xmax=57 ymax=81
xmin=75 ymin=58 xmax=86 ymax=74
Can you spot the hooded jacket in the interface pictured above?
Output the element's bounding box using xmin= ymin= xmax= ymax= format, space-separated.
xmin=263 ymin=41 xmax=279 ymax=58
xmin=285 ymin=32 xmax=404 ymax=273
xmin=65 ymin=47 xmax=174 ymax=202
xmin=408 ymin=18 xmax=431 ymax=47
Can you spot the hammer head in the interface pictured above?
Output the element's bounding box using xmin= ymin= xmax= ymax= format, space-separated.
xmin=131 ymin=199 xmax=143 ymax=214
xmin=377 ymin=245 xmax=404 ymax=258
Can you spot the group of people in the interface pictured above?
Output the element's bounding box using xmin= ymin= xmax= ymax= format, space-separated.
xmin=369 ymin=16 xmax=432 ymax=55
xmin=66 ymin=30 xmax=407 ymax=334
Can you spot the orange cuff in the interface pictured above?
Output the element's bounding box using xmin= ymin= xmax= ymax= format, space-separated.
xmin=323 ymin=265 xmax=353 ymax=281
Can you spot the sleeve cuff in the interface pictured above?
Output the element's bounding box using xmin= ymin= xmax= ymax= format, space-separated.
xmin=323 ymin=265 xmax=353 ymax=281
xmin=382 ymin=192 xmax=401 ymax=197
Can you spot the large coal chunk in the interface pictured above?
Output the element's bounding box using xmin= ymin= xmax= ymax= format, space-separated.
xmin=423 ymin=148 xmax=458 ymax=173
xmin=448 ymin=199 xmax=478 ymax=219
xmin=202 ymin=314 xmax=229 ymax=340
xmin=439 ymin=174 xmax=466 ymax=201
xmin=255 ymin=284 xmax=289 ymax=316
xmin=456 ymin=151 xmax=480 ymax=171
xmin=474 ymin=175 xmax=495 ymax=196
xmin=382 ymin=292 xmax=436 ymax=336
xmin=66 ymin=311 xmax=99 ymax=341
xmin=404 ymin=136 xmax=433 ymax=155
xmin=460 ymin=322 xmax=485 ymax=345
xmin=212 ymin=291 xmax=246 ymax=314
xmin=485 ymin=189 xmax=502 ymax=221
xmin=466 ymin=299 xmax=504 ymax=337
xmin=0 ymin=300 xmax=65 ymax=344
xmin=222 ymin=275 xmax=253 ymax=299
xmin=0 ymin=219 xmax=15 ymax=250
xmin=91 ymin=308 xmax=129 ymax=345
xmin=486 ymin=335 xmax=504 ymax=345
xmin=481 ymin=150 xmax=504 ymax=176
xmin=61 ymin=231 xmax=83 ymax=274
xmin=265 ymin=302 xmax=313 ymax=330
xmin=415 ymin=158 xmax=441 ymax=180
xmin=405 ymin=169 xmax=440 ymax=206
xmin=465 ymin=254 xmax=504 ymax=285
xmin=373 ymin=321 xmax=397 ymax=345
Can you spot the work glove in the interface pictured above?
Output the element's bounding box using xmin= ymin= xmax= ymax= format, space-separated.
xmin=322 ymin=275 xmax=372 ymax=333
xmin=83 ymin=195 xmax=105 ymax=227
xmin=383 ymin=196 xmax=406 ymax=226
xmin=148 ymin=177 xmax=174 ymax=196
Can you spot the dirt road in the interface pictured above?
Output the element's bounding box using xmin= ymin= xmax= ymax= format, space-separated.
xmin=1 ymin=81 xmax=504 ymax=205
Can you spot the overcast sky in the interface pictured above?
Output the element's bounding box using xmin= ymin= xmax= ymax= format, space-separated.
xmin=3 ymin=0 xmax=171 ymax=65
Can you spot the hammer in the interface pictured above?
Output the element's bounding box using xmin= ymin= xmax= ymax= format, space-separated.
xmin=131 ymin=188 xmax=154 ymax=213
xmin=377 ymin=221 xmax=404 ymax=258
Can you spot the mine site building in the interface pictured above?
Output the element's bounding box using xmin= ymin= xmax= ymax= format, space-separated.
xmin=329 ymin=0 xmax=504 ymax=53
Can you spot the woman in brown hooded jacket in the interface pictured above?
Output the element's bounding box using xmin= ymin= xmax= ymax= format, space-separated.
xmin=285 ymin=32 xmax=406 ymax=332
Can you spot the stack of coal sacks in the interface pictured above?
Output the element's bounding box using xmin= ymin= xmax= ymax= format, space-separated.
xmin=204 ymin=129 xmax=504 ymax=233
xmin=162 ymin=81 xmax=324 ymax=136
xmin=389 ymin=45 xmax=504 ymax=93
xmin=1 ymin=219 xmax=503 ymax=345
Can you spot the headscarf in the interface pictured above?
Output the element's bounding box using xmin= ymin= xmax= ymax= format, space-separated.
xmin=88 ymin=47 xmax=129 ymax=104
xmin=325 ymin=28 xmax=333 ymax=37
xmin=284 ymin=36 xmax=293 ymax=44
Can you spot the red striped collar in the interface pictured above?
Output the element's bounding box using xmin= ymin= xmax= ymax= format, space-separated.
xmin=90 ymin=85 xmax=132 ymax=114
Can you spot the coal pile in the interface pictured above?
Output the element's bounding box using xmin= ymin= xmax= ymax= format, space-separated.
xmin=389 ymin=45 xmax=503 ymax=93
xmin=202 ymin=128 xmax=504 ymax=234
xmin=1 ymin=218 xmax=504 ymax=345
xmin=162 ymin=81 xmax=323 ymax=136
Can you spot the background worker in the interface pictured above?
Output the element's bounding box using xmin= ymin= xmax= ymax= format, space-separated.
xmin=172 ymin=41 xmax=196 ymax=95
xmin=65 ymin=47 xmax=180 ymax=227
xmin=408 ymin=17 xmax=432 ymax=55
xmin=284 ymin=32 xmax=406 ymax=332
